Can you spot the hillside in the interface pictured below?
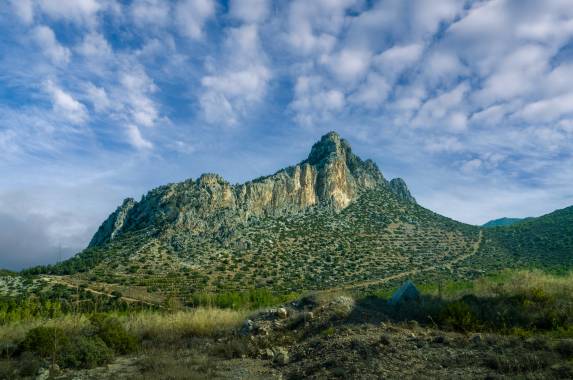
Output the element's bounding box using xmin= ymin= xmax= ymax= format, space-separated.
xmin=482 ymin=217 xmax=525 ymax=228
xmin=22 ymin=132 xmax=573 ymax=301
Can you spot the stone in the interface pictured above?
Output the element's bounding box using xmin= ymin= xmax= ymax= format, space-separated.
xmin=388 ymin=280 xmax=420 ymax=306
xmin=36 ymin=367 xmax=49 ymax=380
xmin=240 ymin=319 xmax=255 ymax=336
xmin=276 ymin=307 xmax=288 ymax=319
xmin=273 ymin=347 xmax=289 ymax=365
xmin=388 ymin=178 xmax=417 ymax=204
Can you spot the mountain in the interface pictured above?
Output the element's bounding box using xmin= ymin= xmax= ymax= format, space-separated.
xmin=476 ymin=206 xmax=573 ymax=271
xmin=482 ymin=217 xmax=525 ymax=228
xmin=25 ymin=132 xmax=573 ymax=296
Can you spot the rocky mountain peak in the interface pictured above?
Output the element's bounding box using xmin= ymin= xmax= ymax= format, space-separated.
xmin=88 ymin=132 xmax=416 ymax=248
xmin=307 ymin=131 xmax=351 ymax=165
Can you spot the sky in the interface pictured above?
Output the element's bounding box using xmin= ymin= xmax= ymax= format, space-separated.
xmin=0 ymin=0 xmax=572 ymax=270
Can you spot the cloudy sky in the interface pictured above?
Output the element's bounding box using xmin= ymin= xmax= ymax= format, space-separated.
xmin=1 ymin=0 xmax=572 ymax=269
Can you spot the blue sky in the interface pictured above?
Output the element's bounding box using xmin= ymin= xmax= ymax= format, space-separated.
xmin=1 ymin=0 xmax=573 ymax=269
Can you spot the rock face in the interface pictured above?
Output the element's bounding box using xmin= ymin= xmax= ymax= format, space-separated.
xmin=389 ymin=178 xmax=416 ymax=204
xmin=89 ymin=132 xmax=414 ymax=248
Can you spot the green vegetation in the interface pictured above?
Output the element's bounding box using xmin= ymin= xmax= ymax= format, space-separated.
xmin=376 ymin=270 xmax=573 ymax=336
xmin=482 ymin=217 xmax=525 ymax=228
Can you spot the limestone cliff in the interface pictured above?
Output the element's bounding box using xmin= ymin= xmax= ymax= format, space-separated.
xmin=88 ymin=132 xmax=413 ymax=247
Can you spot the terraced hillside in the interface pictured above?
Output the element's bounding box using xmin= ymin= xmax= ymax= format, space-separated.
xmin=21 ymin=132 xmax=573 ymax=302
xmin=458 ymin=206 xmax=573 ymax=274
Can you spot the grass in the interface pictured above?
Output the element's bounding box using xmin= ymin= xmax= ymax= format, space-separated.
xmin=124 ymin=308 xmax=248 ymax=342
xmin=372 ymin=269 xmax=573 ymax=336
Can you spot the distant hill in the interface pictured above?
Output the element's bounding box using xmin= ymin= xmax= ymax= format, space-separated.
xmin=482 ymin=217 xmax=526 ymax=228
xmin=0 ymin=269 xmax=15 ymax=276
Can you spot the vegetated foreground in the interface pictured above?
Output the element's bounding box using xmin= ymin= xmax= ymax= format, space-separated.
xmin=1 ymin=270 xmax=573 ymax=379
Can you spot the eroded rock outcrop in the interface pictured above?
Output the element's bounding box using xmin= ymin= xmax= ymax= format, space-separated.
xmin=89 ymin=132 xmax=415 ymax=247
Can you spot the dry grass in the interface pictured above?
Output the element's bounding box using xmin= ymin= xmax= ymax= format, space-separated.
xmin=0 ymin=308 xmax=247 ymax=351
xmin=122 ymin=308 xmax=248 ymax=343
xmin=475 ymin=270 xmax=573 ymax=298
xmin=0 ymin=314 xmax=89 ymax=349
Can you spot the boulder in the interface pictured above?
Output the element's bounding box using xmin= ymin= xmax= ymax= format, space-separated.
xmin=277 ymin=307 xmax=288 ymax=319
xmin=388 ymin=280 xmax=420 ymax=306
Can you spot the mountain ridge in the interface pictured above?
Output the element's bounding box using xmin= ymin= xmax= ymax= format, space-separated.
xmin=23 ymin=132 xmax=573 ymax=297
xmin=89 ymin=132 xmax=414 ymax=249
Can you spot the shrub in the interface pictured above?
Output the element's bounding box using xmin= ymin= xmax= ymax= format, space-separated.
xmin=59 ymin=336 xmax=113 ymax=369
xmin=439 ymin=301 xmax=478 ymax=331
xmin=90 ymin=314 xmax=139 ymax=354
xmin=18 ymin=326 xmax=69 ymax=358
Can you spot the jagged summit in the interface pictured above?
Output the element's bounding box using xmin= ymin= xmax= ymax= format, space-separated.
xmin=88 ymin=132 xmax=416 ymax=248
xmin=306 ymin=131 xmax=351 ymax=165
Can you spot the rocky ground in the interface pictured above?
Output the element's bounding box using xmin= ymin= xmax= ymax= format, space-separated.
xmin=18 ymin=293 xmax=572 ymax=380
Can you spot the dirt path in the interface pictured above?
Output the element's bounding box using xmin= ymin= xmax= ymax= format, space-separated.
xmin=330 ymin=230 xmax=484 ymax=291
xmin=42 ymin=276 xmax=159 ymax=307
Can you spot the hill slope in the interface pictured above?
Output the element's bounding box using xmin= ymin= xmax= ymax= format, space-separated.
xmin=482 ymin=217 xmax=525 ymax=228
xmin=24 ymin=132 xmax=573 ymax=298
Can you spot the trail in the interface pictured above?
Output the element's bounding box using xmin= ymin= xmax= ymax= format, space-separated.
xmin=42 ymin=275 xmax=159 ymax=307
xmin=329 ymin=230 xmax=484 ymax=292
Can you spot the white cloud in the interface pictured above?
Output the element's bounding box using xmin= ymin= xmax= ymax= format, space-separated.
xmin=199 ymin=24 xmax=270 ymax=126
xmin=44 ymin=80 xmax=89 ymax=125
xmin=120 ymin=70 xmax=159 ymax=128
xmin=412 ymin=82 xmax=469 ymax=131
xmin=37 ymin=0 xmax=102 ymax=25
xmin=229 ymin=0 xmax=269 ymax=24
xmin=84 ymin=82 xmax=110 ymax=112
xmin=126 ymin=124 xmax=152 ymax=150
xmin=349 ymin=73 xmax=390 ymax=109
xmin=176 ymin=0 xmax=215 ymax=40
xmin=76 ymin=32 xmax=112 ymax=58
xmin=290 ymin=76 xmax=345 ymax=126
xmin=131 ymin=0 xmax=170 ymax=28
xmin=424 ymin=136 xmax=464 ymax=154
xmin=461 ymin=158 xmax=482 ymax=174
xmin=374 ymin=43 xmax=423 ymax=80
xmin=517 ymin=92 xmax=573 ymax=123
xmin=32 ymin=25 xmax=71 ymax=65
xmin=285 ymin=0 xmax=360 ymax=55
xmin=10 ymin=0 xmax=34 ymax=24
xmin=323 ymin=48 xmax=372 ymax=83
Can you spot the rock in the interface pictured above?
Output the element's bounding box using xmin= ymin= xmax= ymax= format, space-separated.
xmin=36 ymin=367 xmax=49 ymax=380
xmin=389 ymin=178 xmax=417 ymax=203
xmin=240 ymin=319 xmax=255 ymax=335
xmin=329 ymin=295 xmax=355 ymax=316
xmin=89 ymin=132 xmax=389 ymax=248
xmin=277 ymin=307 xmax=288 ymax=319
xmin=273 ymin=347 xmax=289 ymax=365
xmin=388 ymin=280 xmax=420 ymax=306
xmin=304 ymin=311 xmax=314 ymax=321
xmin=261 ymin=348 xmax=274 ymax=360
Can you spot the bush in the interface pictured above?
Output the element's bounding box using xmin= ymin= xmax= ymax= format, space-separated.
xmin=60 ymin=336 xmax=113 ymax=369
xmin=439 ymin=300 xmax=478 ymax=331
xmin=18 ymin=326 xmax=69 ymax=358
xmin=18 ymin=326 xmax=114 ymax=369
xmin=90 ymin=314 xmax=139 ymax=354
